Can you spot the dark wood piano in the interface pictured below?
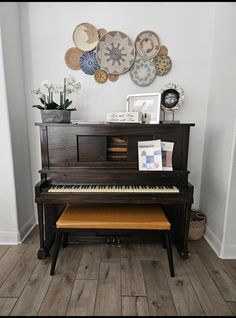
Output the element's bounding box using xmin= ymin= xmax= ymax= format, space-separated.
xmin=35 ymin=122 xmax=194 ymax=260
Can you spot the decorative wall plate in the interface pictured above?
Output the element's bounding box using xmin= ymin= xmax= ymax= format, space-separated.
xmin=135 ymin=30 xmax=160 ymax=60
xmin=160 ymin=83 xmax=185 ymax=113
xmin=80 ymin=50 xmax=100 ymax=75
xmin=98 ymin=28 xmax=108 ymax=39
xmin=96 ymin=31 xmax=135 ymax=74
xmin=94 ymin=69 xmax=108 ymax=83
xmin=64 ymin=47 xmax=83 ymax=70
xmin=73 ymin=22 xmax=99 ymax=52
xmin=130 ymin=57 xmax=156 ymax=87
xmin=108 ymin=73 xmax=119 ymax=82
xmin=153 ymin=54 xmax=172 ymax=76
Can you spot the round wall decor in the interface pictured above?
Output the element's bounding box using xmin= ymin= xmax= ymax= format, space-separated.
xmin=73 ymin=22 xmax=99 ymax=52
xmin=130 ymin=57 xmax=156 ymax=87
xmin=135 ymin=30 xmax=160 ymax=60
xmin=153 ymin=54 xmax=172 ymax=76
xmin=94 ymin=69 xmax=108 ymax=83
xmin=108 ymin=73 xmax=119 ymax=82
xmin=98 ymin=28 xmax=108 ymax=38
xmin=160 ymin=83 xmax=184 ymax=112
xmin=157 ymin=45 xmax=168 ymax=56
xmin=96 ymin=31 xmax=135 ymax=75
xmin=64 ymin=47 xmax=83 ymax=70
xmin=80 ymin=50 xmax=100 ymax=75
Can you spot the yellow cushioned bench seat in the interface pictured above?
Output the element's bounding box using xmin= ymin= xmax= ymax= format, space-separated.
xmin=51 ymin=204 xmax=174 ymax=277
xmin=56 ymin=204 xmax=171 ymax=230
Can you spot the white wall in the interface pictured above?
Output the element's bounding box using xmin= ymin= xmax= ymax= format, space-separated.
xmin=3 ymin=2 xmax=235 ymax=256
xmin=200 ymin=3 xmax=236 ymax=257
xmin=0 ymin=2 xmax=35 ymax=243
xmin=20 ymin=2 xmax=215 ymax=213
xmin=0 ymin=24 xmax=19 ymax=243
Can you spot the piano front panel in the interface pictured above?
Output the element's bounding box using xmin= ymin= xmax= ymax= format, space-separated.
xmin=45 ymin=124 xmax=192 ymax=170
xmin=41 ymin=170 xmax=189 ymax=185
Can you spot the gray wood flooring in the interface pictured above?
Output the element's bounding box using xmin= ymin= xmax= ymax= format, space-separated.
xmin=0 ymin=226 xmax=235 ymax=316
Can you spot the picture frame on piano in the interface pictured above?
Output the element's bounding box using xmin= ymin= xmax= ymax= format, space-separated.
xmin=126 ymin=92 xmax=161 ymax=124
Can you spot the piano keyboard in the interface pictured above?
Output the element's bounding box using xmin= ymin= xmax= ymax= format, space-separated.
xmin=48 ymin=185 xmax=180 ymax=193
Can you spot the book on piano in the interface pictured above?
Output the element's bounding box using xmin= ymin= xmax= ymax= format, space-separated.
xmin=138 ymin=139 xmax=162 ymax=171
xmin=161 ymin=141 xmax=174 ymax=171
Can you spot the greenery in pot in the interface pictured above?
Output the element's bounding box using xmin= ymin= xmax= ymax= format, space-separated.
xmin=32 ymin=76 xmax=81 ymax=111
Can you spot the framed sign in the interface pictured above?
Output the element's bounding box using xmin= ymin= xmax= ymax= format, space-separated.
xmin=126 ymin=92 xmax=161 ymax=124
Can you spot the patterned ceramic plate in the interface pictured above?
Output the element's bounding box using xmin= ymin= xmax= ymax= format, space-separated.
xmin=64 ymin=47 xmax=83 ymax=70
xmin=80 ymin=50 xmax=100 ymax=75
xmin=130 ymin=57 xmax=156 ymax=87
xmin=96 ymin=31 xmax=135 ymax=75
xmin=154 ymin=54 xmax=172 ymax=76
xmin=135 ymin=30 xmax=160 ymax=60
xmin=94 ymin=69 xmax=108 ymax=83
xmin=73 ymin=22 xmax=99 ymax=52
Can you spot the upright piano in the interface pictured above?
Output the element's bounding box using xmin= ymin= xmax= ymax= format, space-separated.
xmin=35 ymin=122 xmax=194 ymax=259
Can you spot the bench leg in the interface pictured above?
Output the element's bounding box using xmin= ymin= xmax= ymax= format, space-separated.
xmin=50 ymin=232 xmax=63 ymax=276
xmin=62 ymin=232 xmax=69 ymax=248
xmin=162 ymin=232 xmax=166 ymax=249
xmin=165 ymin=231 xmax=175 ymax=277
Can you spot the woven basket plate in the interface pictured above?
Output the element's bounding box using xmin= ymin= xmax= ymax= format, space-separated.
xmin=64 ymin=47 xmax=83 ymax=70
xmin=73 ymin=22 xmax=99 ymax=52
xmin=135 ymin=30 xmax=160 ymax=60
xmin=94 ymin=69 xmax=108 ymax=83
xmin=108 ymin=73 xmax=119 ymax=82
xmin=98 ymin=28 xmax=108 ymax=39
xmin=96 ymin=31 xmax=135 ymax=75
xmin=80 ymin=50 xmax=100 ymax=75
xmin=154 ymin=54 xmax=172 ymax=76
xmin=130 ymin=57 xmax=156 ymax=86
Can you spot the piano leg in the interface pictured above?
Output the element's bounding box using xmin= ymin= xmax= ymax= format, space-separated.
xmin=37 ymin=203 xmax=49 ymax=259
xmin=37 ymin=203 xmax=66 ymax=259
xmin=182 ymin=203 xmax=192 ymax=259
xmin=164 ymin=203 xmax=191 ymax=259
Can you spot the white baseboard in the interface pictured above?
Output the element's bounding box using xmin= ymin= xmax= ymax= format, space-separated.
xmin=219 ymin=244 xmax=236 ymax=259
xmin=0 ymin=230 xmax=21 ymax=245
xmin=204 ymin=224 xmax=236 ymax=259
xmin=19 ymin=215 xmax=36 ymax=243
xmin=203 ymin=224 xmax=222 ymax=257
xmin=0 ymin=215 xmax=36 ymax=245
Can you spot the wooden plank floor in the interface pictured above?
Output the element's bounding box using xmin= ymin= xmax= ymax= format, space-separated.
xmin=0 ymin=226 xmax=235 ymax=316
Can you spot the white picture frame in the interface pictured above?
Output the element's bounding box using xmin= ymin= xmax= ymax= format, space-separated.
xmin=126 ymin=92 xmax=161 ymax=124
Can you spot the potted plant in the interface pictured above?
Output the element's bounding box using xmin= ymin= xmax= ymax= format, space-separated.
xmin=32 ymin=76 xmax=81 ymax=123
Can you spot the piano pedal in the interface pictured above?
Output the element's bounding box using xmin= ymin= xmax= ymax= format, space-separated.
xmin=117 ymin=237 xmax=121 ymax=248
xmin=106 ymin=236 xmax=121 ymax=247
xmin=106 ymin=237 xmax=111 ymax=246
xmin=111 ymin=236 xmax=116 ymax=246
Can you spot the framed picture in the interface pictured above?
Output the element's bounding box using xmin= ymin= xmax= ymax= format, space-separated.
xmin=160 ymin=83 xmax=184 ymax=113
xmin=126 ymin=92 xmax=161 ymax=124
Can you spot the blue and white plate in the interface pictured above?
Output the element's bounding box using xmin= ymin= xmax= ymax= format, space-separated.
xmin=80 ymin=50 xmax=100 ymax=75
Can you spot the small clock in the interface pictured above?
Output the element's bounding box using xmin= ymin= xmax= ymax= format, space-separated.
xmin=94 ymin=69 xmax=108 ymax=83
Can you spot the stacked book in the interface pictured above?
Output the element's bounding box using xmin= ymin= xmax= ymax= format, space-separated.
xmin=107 ymin=136 xmax=128 ymax=161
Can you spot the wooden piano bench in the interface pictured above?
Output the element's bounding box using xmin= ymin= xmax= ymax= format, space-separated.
xmin=50 ymin=204 xmax=175 ymax=277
